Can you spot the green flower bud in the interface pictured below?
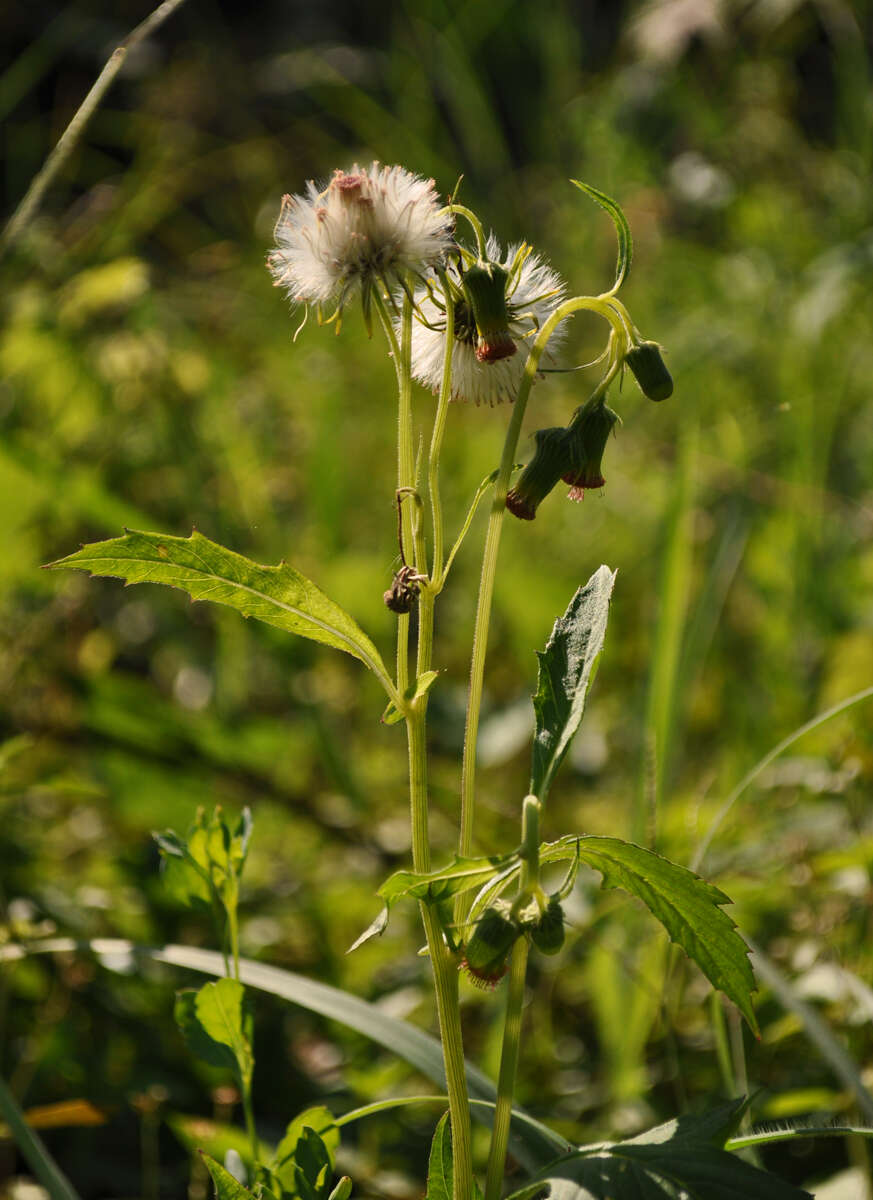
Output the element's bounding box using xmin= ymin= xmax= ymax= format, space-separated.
xmin=461 ymin=263 xmax=517 ymax=363
xmin=506 ymin=427 xmax=572 ymax=521
xmin=562 ymin=403 xmax=618 ymax=499
xmin=530 ymin=896 xmax=565 ymax=956
xmin=625 ymin=341 xmax=673 ymax=402
xmin=462 ymin=901 xmax=520 ymax=988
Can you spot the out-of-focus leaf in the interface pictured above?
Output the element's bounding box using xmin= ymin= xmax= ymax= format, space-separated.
xmin=201 ymin=1152 xmax=253 ymax=1200
xmin=174 ymin=980 xmax=254 ymax=1085
xmin=425 ymin=1112 xmax=452 ymax=1200
xmin=1 ymin=939 xmax=569 ymax=1172
xmin=530 ymin=568 xmax=616 ymax=802
xmin=0 ymin=1075 xmax=82 ymax=1200
xmin=274 ymin=1106 xmax=338 ymax=1195
xmin=47 ymin=529 xmax=396 ymax=698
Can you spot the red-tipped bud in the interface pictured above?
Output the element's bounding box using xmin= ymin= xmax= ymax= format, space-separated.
xmin=461 ymin=263 xmax=517 ymax=363
xmin=625 ymin=341 xmax=673 ymax=401
xmin=506 ymin=427 xmax=572 ymax=521
xmin=562 ymin=403 xmax=618 ymax=499
xmin=461 ymin=901 xmax=520 ymax=988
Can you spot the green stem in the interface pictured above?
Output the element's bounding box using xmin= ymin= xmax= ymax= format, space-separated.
xmin=374 ymin=288 xmax=414 ymax=697
xmin=240 ymin=1078 xmax=260 ymax=1180
xmin=226 ymin=893 xmax=241 ymax=982
xmin=456 ymin=296 xmax=620 ymax=906
xmin=484 ymin=937 xmax=530 ymax=1200
xmin=384 ymin=279 xmax=472 ymax=1200
xmin=429 ymin=268 xmax=456 ymax=586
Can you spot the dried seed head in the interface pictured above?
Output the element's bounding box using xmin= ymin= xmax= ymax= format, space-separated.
xmin=267 ymin=163 xmax=453 ymax=321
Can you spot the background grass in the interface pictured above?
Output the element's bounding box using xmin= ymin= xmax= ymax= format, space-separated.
xmin=2 ymin=1 xmax=873 ymax=1196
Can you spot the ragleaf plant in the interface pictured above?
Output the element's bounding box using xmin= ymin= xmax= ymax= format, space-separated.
xmin=44 ymin=169 xmax=820 ymax=1200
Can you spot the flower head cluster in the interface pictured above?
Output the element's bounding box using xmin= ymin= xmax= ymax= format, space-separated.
xmin=267 ymin=163 xmax=453 ymax=319
xmin=408 ymin=237 xmax=567 ymax=405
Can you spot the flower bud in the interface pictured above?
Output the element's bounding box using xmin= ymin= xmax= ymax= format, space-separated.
xmin=506 ymin=427 xmax=572 ymax=521
xmin=462 ymin=901 xmax=520 ymax=988
xmin=461 ymin=263 xmax=517 ymax=363
xmin=562 ymin=403 xmax=618 ymax=500
xmin=530 ymin=896 xmax=565 ymax=956
xmin=625 ymin=341 xmax=673 ymax=402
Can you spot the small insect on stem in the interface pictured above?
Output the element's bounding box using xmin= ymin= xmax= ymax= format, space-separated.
xmin=384 ymin=488 xmax=427 ymax=613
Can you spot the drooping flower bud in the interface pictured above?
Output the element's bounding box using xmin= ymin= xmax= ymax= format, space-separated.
xmin=624 ymin=341 xmax=673 ymax=401
xmin=461 ymin=901 xmax=520 ymax=988
xmin=529 ymin=896 xmax=565 ymax=956
xmin=562 ymin=403 xmax=618 ymax=500
xmin=461 ymin=263 xmax=517 ymax=363
xmin=506 ymin=427 xmax=572 ymax=521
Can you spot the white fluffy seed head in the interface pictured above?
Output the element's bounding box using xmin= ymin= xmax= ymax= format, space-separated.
xmin=267 ymin=163 xmax=454 ymax=312
xmin=409 ymin=236 xmax=567 ymax=405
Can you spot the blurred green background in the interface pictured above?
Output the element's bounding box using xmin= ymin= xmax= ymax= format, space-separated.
xmin=2 ymin=1 xmax=873 ymax=1196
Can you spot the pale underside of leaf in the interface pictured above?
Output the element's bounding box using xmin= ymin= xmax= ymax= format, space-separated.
xmin=531 ymin=566 xmax=616 ymax=801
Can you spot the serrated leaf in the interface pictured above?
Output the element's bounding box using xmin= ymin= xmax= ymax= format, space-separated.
xmin=530 ymin=1106 xmax=814 ymax=1200
xmin=570 ymin=180 xmax=633 ymax=293
xmin=539 ymin=836 xmax=757 ymax=1032
xmin=624 ymin=1099 xmax=748 ymax=1149
xmin=531 ymin=568 xmax=616 ymax=801
xmin=47 ymin=529 xmax=395 ymax=698
xmin=382 ymin=670 xmax=440 ymax=725
xmin=201 ymin=1153 xmax=252 ymax=1200
xmin=426 ymin=1113 xmax=452 ymax=1200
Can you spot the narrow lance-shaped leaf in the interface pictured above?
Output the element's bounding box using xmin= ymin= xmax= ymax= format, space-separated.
xmin=425 ymin=1113 xmax=453 ymax=1200
xmin=540 ymin=836 xmax=758 ymax=1033
xmin=570 ymin=179 xmax=633 ymax=293
xmin=531 ymin=567 xmax=616 ymax=801
xmin=47 ymin=529 xmax=396 ymax=701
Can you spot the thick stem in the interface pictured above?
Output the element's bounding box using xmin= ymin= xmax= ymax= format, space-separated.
xmin=422 ymin=905 xmax=474 ymax=1200
xmin=386 ymin=282 xmax=472 ymax=1200
xmin=409 ymin=683 xmax=472 ymax=1200
xmin=484 ymin=937 xmax=530 ymax=1200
